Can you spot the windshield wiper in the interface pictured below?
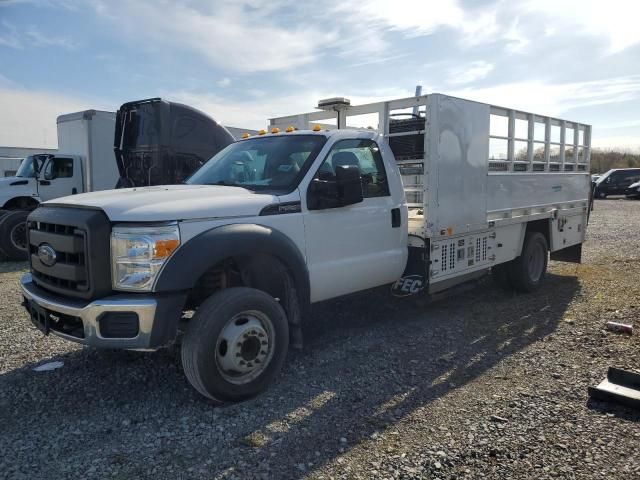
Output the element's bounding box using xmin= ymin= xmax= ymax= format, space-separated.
xmin=203 ymin=180 xmax=240 ymax=186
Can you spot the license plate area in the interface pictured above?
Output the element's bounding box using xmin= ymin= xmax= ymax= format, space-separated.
xmin=23 ymin=297 xmax=50 ymax=334
xmin=22 ymin=296 xmax=85 ymax=339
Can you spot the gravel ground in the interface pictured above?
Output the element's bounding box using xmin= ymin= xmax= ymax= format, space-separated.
xmin=1 ymin=199 xmax=639 ymax=480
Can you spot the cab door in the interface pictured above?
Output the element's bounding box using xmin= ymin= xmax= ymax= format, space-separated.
xmin=37 ymin=157 xmax=83 ymax=201
xmin=302 ymin=137 xmax=407 ymax=302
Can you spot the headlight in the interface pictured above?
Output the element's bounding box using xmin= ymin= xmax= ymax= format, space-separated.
xmin=111 ymin=224 xmax=180 ymax=291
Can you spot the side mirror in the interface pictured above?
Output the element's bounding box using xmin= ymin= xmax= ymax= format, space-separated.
xmin=307 ymin=165 xmax=363 ymax=210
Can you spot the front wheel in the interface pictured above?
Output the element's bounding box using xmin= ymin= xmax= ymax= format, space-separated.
xmin=510 ymin=232 xmax=548 ymax=293
xmin=0 ymin=210 xmax=30 ymax=261
xmin=181 ymin=287 xmax=289 ymax=402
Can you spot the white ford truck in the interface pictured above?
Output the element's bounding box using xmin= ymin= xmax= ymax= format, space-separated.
xmin=20 ymin=93 xmax=592 ymax=402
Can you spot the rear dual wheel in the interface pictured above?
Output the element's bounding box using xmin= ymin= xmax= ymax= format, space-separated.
xmin=181 ymin=287 xmax=289 ymax=402
xmin=492 ymin=232 xmax=548 ymax=293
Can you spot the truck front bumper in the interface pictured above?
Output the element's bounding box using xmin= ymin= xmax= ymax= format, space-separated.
xmin=20 ymin=273 xmax=185 ymax=350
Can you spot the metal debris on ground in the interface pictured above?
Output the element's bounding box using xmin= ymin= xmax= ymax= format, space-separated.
xmin=32 ymin=361 xmax=64 ymax=372
xmin=589 ymin=367 xmax=640 ymax=410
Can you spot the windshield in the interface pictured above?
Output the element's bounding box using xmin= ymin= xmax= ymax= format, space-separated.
xmin=15 ymin=155 xmax=47 ymax=178
xmin=187 ymin=135 xmax=327 ymax=191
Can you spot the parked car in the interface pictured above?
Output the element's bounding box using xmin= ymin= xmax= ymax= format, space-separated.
xmin=625 ymin=180 xmax=640 ymax=199
xmin=593 ymin=168 xmax=640 ymax=198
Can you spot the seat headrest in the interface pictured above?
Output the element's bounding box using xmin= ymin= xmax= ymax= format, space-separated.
xmin=332 ymin=151 xmax=360 ymax=170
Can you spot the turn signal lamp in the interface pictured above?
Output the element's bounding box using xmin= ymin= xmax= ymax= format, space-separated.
xmin=271 ymin=127 xmax=280 ymax=134
xmin=153 ymin=238 xmax=180 ymax=260
xmin=285 ymin=125 xmax=295 ymax=133
xmin=258 ymin=129 xmax=267 ymax=135
xmin=242 ymin=133 xmax=250 ymax=139
xmin=312 ymin=124 xmax=322 ymax=132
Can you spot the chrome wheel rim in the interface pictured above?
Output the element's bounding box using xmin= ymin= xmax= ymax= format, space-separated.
xmin=10 ymin=222 xmax=27 ymax=251
xmin=215 ymin=310 xmax=274 ymax=385
xmin=527 ymin=243 xmax=545 ymax=282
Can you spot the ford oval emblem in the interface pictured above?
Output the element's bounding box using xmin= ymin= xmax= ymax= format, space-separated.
xmin=38 ymin=244 xmax=57 ymax=267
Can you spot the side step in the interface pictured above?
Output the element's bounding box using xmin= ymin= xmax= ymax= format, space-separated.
xmin=588 ymin=367 xmax=640 ymax=410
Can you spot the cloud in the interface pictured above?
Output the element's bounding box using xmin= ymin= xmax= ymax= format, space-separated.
xmin=0 ymin=20 xmax=21 ymax=48
xmin=451 ymin=75 xmax=640 ymax=117
xmin=24 ymin=25 xmax=77 ymax=49
xmin=216 ymin=77 xmax=231 ymax=88
xmin=522 ymin=0 xmax=640 ymax=53
xmin=332 ymin=0 xmax=465 ymax=36
xmin=333 ymin=0 xmax=640 ymax=59
xmin=0 ymin=21 xmax=77 ymax=49
xmin=347 ymin=53 xmax=412 ymax=69
xmin=448 ymin=61 xmax=494 ymax=85
xmin=0 ymin=86 xmax=109 ymax=148
xmin=90 ymin=0 xmax=336 ymax=73
xmin=0 ymin=73 xmax=16 ymax=87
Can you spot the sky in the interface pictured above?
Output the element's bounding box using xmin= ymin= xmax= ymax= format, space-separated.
xmin=1 ymin=0 xmax=640 ymax=150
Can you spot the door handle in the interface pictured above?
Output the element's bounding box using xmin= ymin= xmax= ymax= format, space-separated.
xmin=391 ymin=208 xmax=401 ymax=228
xmin=39 ymin=180 xmax=50 ymax=186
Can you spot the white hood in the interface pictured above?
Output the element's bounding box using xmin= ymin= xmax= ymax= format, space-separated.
xmin=0 ymin=176 xmax=36 ymax=205
xmin=47 ymin=184 xmax=277 ymax=222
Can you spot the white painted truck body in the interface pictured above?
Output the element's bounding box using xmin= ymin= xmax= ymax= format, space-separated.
xmin=56 ymin=110 xmax=119 ymax=193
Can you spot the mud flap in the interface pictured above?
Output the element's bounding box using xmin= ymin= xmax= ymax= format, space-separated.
xmin=391 ymin=245 xmax=428 ymax=298
xmin=550 ymin=243 xmax=582 ymax=264
xmin=589 ymin=367 xmax=640 ymax=410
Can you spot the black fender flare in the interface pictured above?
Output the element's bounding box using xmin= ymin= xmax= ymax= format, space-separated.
xmin=154 ymin=223 xmax=310 ymax=317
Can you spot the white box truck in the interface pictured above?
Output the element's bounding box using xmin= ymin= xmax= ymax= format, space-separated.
xmin=19 ymin=93 xmax=591 ymax=402
xmin=0 ymin=110 xmax=119 ymax=259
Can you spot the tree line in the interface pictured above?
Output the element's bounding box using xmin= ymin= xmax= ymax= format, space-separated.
xmin=591 ymin=150 xmax=640 ymax=174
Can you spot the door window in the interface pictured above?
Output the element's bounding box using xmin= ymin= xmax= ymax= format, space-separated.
xmin=44 ymin=158 xmax=74 ymax=179
xmin=313 ymin=139 xmax=390 ymax=198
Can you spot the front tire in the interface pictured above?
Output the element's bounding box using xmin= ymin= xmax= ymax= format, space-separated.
xmin=0 ymin=210 xmax=30 ymax=261
xmin=181 ymin=287 xmax=289 ymax=402
xmin=510 ymin=232 xmax=548 ymax=293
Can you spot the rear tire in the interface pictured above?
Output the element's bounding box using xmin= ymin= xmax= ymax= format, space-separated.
xmin=0 ymin=210 xmax=30 ymax=261
xmin=181 ymin=287 xmax=289 ymax=402
xmin=510 ymin=232 xmax=548 ymax=293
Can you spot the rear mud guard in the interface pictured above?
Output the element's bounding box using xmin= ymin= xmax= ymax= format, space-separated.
xmin=550 ymin=243 xmax=582 ymax=264
xmin=391 ymin=243 xmax=429 ymax=298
